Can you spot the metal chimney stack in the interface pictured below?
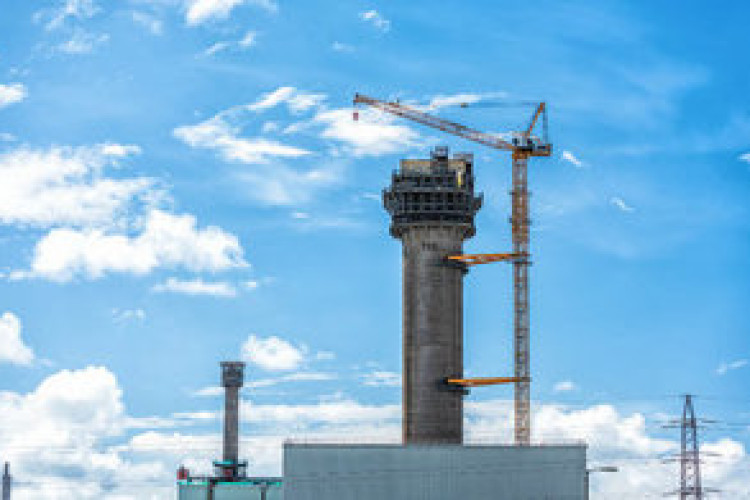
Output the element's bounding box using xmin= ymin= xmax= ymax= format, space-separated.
xmin=221 ymin=361 xmax=245 ymax=465
xmin=2 ymin=462 xmax=10 ymax=500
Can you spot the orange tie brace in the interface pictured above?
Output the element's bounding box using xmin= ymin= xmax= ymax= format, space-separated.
xmin=445 ymin=376 xmax=531 ymax=388
xmin=446 ymin=252 xmax=528 ymax=266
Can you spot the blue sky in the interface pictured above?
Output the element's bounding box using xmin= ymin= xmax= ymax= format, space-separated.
xmin=0 ymin=0 xmax=748 ymax=497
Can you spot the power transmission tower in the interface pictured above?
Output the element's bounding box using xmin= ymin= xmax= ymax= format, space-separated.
xmin=679 ymin=395 xmax=703 ymax=500
xmin=663 ymin=395 xmax=720 ymax=498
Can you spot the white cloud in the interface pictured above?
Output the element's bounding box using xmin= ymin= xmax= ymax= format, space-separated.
xmin=331 ymin=41 xmax=355 ymax=53
xmin=610 ymin=196 xmax=635 ymax=213
xmin=185 ymin=0 xmax=277 ymax=26
xmin=41 ymin=0 xmax=100 ymax=30
xmin=360 ymin=10 xmax=390 ymax=32
xmin=0 ymin=144 xmax=155 ymax=228
xmin=0 ymin=312 xmax=35 ymax=366
xmin=204 ymin=30 xmax=257 ymax=56
xmin=43 ymin=366 xmax=750 ymax=498
xmin=0 ymin=366 xmax=173 ymax=499
xmin=111 ymin=308 xmax=146 ymax=323
xmin=316 ymin=107 xmax=420 ymax=156
xmin=175 ymin=91 xmax=354 ymax=206
xmin=131 ymin=11 xmax=163 ymax=35
xmin=738 ymin=152 xmax=750 ymax=164
xmin=0 ymin=83 xmax=27 ymax=108
xmin=247 ymin=86 xmax=326 ymax=114
xmin=250 ymin=372 xmax=337 ymax=389
xmin=20 ymin=209 xmax=247 ymax=281
xmin=152 ymin=277 xmax=238 ymax=297
xmin=174 ymin=111 xmax=311 ymax=164
xmin=194 ymin=372 xmax=335 ymax=396
xmin=562 ymin=150 xmax=585 ymax=168
xmin=241 ymin=334 xmax=307 ymax=371
xmin=716 ymin=359 xmax=748 ymax=375
xmin=361 ymin=371 xmax=401 ymax=387
xmin=242 ymin=397 xmax=400 ymax=425
xmin=192 ymin=386 xmax=224 ymax=397
xmin=57 ymin=29 xmax=109 ymax=54
xmin=553 ymin=380 xmax=577 ymax=392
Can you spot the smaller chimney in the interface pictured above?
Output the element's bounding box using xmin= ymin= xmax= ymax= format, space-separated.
xmin=2 ymin=462 xmax=10 ymax=500
xmin=220 ymin=362 xmax=245 ymax=470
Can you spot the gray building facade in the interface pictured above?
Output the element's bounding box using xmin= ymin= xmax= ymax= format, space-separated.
xmin=283 ymin=443 xmax=587 ymax=500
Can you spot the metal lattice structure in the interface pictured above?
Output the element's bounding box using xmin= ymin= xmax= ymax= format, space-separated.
xmin=355 ymin=93 xmax=551 ymax=445
xmin=679 ymin=395 xmax=703 ymax=499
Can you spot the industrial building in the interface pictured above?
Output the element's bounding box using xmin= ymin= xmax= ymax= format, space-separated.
xmin=283 ymin=443 xmax=586 ymax=500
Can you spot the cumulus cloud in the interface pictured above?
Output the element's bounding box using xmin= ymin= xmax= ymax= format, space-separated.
xmin=19 ymin=209 xmax=247 ymax=282
xmin=0 ymin=144 xmax=154 ymax=228
xmin=610 ymin=196 xmax=635 ymax=213
xmin=152 ymin=277 xmax=238 ymax=297
xmin=360 ymin=10 xmax=390 ymax=32
xmin=0 ymin=359 xmax=742 ymax=499
xmin=553 ymin=380 xmax=577 ymax=393
xmin=185 ymin=0 xmax=277 ymax=26
xmin=0 ymin=83 xmax=27 ymax=108
xmin=562 ymin=150 xmax=585 ymax=168
xmin=0 ymin=366 xmax=172 ymax=499
xmin=242 ymin=334 xmax=307 ymax=371
xmin=0 ymin=312 xmax=35 ymax=366
xmin=716 ymin=359 xmax=748 ymax=375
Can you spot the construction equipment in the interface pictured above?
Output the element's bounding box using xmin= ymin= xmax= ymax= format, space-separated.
xmin=354 ymin=93 xmax=551 ymax=445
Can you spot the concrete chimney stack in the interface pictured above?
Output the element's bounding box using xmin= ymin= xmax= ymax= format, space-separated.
xmin=220 ymin=361 xmax=245 ymax=465
xmin=2 ymin=462 xmax=10 ymax=500
xmin=383 ymin=147 xmax=482 ymax=444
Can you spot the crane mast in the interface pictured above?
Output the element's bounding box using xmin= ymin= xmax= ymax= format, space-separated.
xmin=354 ymin=93 xmax=551 ymax=446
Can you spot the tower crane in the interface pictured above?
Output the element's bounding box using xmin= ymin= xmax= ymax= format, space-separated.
xmin=353 ymin=93 xmax=551 ymax=446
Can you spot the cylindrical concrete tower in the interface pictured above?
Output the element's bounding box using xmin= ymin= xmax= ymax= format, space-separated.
xmin=220 ymin=361 xmax=245 ymax=464
xmin=384 ymin=146 xmax=482 ymax=444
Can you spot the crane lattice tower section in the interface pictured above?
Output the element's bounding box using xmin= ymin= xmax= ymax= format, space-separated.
xmin=384 ymin=146 xmax=482 ymax=444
